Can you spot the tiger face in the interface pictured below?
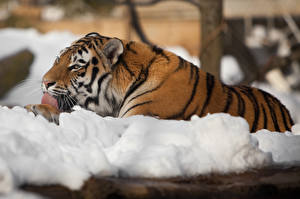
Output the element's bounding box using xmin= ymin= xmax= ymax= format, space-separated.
xmin=42 ymin=33 xmax=124 ymax=116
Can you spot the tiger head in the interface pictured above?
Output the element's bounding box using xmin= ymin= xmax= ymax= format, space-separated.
xmin=42 ymin=33 xmax=124 ymax=116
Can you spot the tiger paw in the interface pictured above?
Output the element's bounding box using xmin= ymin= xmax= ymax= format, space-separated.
xmin=25 ymin=104 xmax=60 ymax=124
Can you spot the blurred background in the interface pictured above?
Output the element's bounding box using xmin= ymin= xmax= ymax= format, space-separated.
xmin=1 ymin=0 xmax=300 ymax=122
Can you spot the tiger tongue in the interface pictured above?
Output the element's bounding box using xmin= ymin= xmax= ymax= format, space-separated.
xmin=41 ymin=93 xmax=59 ymax=110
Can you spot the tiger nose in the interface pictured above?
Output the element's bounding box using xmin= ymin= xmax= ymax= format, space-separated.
xmin=43 ymin=80 xmax=56 ymax=89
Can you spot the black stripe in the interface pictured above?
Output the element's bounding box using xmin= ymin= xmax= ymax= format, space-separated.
xmin=167 ymin=68 xmax=199 ymax=119
xmin=152 ymin=46 xmax=170 ymax=62
xmin=85 ymin=67 xmax=99 ymax=93
xmin=78 ymin=82 xmax=84 ymax=88
xmin=94 ymin=39 xmax=99 ymax=46
xmin=76 ymin=39 xmax=89 ymax=45
xmin=83 ymin=61 xmax=90 ymax=69
xmin=278 ymin=102 xmax=290 ymax=131
xmin=104 ymin=84 xmax=110 ymax=102
xmin=120 ymin=58 xmax=135 ymax=77
xmin=70 ymin=80 xmax=78 ymax=92
xmin=82 ymin=46 xmax=88 ymax=54
xmin=262 ymin=104 xmax=268 ymax=130
xmin=91 ymin=45 xmax=105 ymax=65
xmin=92 ymin=57 xmax=99 ymax=65
xmin=121 ymin=100 xmax=153 ymax=117
xmin=83 ymin=73 xmax=110 ymax=108
xmin=78 ymin=59 xmax=86 ymax=64
xmin=175 ymin=57 xmax=185 ymax=72
xmin=119 ymin=57 xmax=156 ymax=109
xmin=126 ymin=41 xmax=137 ymax=54
xmin=90 ymin=67 xmax=99 ymax=85
xmin=286 ymin=108 xmax=294 ymax=127
xmin=68 ymin=64 xmax=80 ymax=71
xmin=128 ymin=83 xmax=162 ymax=104
xmin=262 ymin=91 xmax=281 ymax=132
xmin=98 ymin=38 xmax=104 ymax=45
xmin=84 ymin=97 xmax=97 ymax=108
xmin=229 ymin=87 xmax=245 ymax=117
xmin=200 ymin=73 xmax=215 ymax=116
xmin=122 ymin=68 xmax=148 ymax=103
xmin=240 ymin=87 xmax=260 ymax=132
xmin=223 ymin=86 xmax=233 ymax=113
xmin=271 ymin=95 xmax=293 ymax=130
xmin=185 ymin=105 xmax=199 ymax=120
xmin=97 ymin=73 xmax=110 ymax=95
xmin=189 ymin=64 xmax=195 ymax=83
xmin=152 ymin=45 xmax=163 ymax=54
xmin=78 ymin=71 xmax=86 ymax=77
xmin=127 ymin=61 xmax=184 ymax=104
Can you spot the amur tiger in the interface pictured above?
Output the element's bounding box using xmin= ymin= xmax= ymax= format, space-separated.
xmin=25 ymin=32 xmax=294 ymax=133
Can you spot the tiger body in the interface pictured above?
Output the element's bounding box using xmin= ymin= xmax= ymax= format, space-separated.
xmin=26 ymin=32 xmax=294 ymax=133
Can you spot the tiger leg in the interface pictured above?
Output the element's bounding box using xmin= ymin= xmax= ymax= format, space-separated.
xmin=25 ymin=104 xmax=60 ymax=124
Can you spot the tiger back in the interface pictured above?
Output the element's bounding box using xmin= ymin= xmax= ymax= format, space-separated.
xmin=30 ymin=32 xmax=294 ymax=133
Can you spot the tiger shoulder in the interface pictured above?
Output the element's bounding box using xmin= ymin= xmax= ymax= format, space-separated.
xmin=29 ymin=32 xmax=294 ymax=133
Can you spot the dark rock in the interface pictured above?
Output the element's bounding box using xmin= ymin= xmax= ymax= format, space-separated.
xmin=0 ymin=49 xmax=34 ymax=99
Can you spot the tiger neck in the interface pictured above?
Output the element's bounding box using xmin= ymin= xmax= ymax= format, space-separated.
xmin=108 ymin=41 xmax=156 ymax=115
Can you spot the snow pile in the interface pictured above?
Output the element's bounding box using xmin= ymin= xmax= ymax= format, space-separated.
xmin=0 ymin=106 xmax=300 ymax=197
xmin=1 ymin=29 xmax=300 ymax=198
xmin=221 ymin=56 xmax=244 ymax=85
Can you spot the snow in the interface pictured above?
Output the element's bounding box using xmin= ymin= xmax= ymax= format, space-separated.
xmin=0 ymin=29 xmax=300 ymax=198
xmin=221 ymin=55 xmax=244 ymax=85
xmin=1 ymin=106 xmax=300 ymax=196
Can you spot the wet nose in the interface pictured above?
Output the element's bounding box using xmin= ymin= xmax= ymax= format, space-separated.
xmin=43 ymin=80 xmax=56 ymax=89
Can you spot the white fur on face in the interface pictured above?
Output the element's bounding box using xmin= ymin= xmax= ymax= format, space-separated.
xmin=67 ymin=48 xmax=117 ymax=116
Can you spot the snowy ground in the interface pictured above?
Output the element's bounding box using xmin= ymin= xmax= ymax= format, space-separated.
xmin=0 ymin=29 xmax=300 ymax=198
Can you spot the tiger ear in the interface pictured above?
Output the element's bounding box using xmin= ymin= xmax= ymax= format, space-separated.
xmin=103 ymin=39 xmax=124 ymax=66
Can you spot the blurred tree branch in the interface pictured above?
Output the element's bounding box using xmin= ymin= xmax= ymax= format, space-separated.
xmin=125 ymin=0 xmax=153 ymax=45
xmin=111 ymin=0 xmax=153 ymax=45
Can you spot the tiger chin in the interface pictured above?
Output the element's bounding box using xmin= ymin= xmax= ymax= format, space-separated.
xmin=25 ymin=32 xmax=294 ymax=133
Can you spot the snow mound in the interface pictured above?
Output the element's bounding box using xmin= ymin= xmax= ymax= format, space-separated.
xmin=1 ymin=106 xmax=300 ymax=197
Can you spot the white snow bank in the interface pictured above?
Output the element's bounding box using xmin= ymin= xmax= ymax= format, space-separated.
xmin=1 ymin=106 xmax=300 ymax=198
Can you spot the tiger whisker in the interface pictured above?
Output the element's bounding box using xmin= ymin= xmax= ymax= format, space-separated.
xmin=63 ymin=97 xmax=71 ymax=111
xmin=64 ymin=95 xmax=74 ymax=108
xmin=66 ymin=95 xmax=77 ymax=107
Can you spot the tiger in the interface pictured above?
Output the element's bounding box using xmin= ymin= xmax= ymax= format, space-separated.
xmin=25 ymin=32 xmax=294 ymax=133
